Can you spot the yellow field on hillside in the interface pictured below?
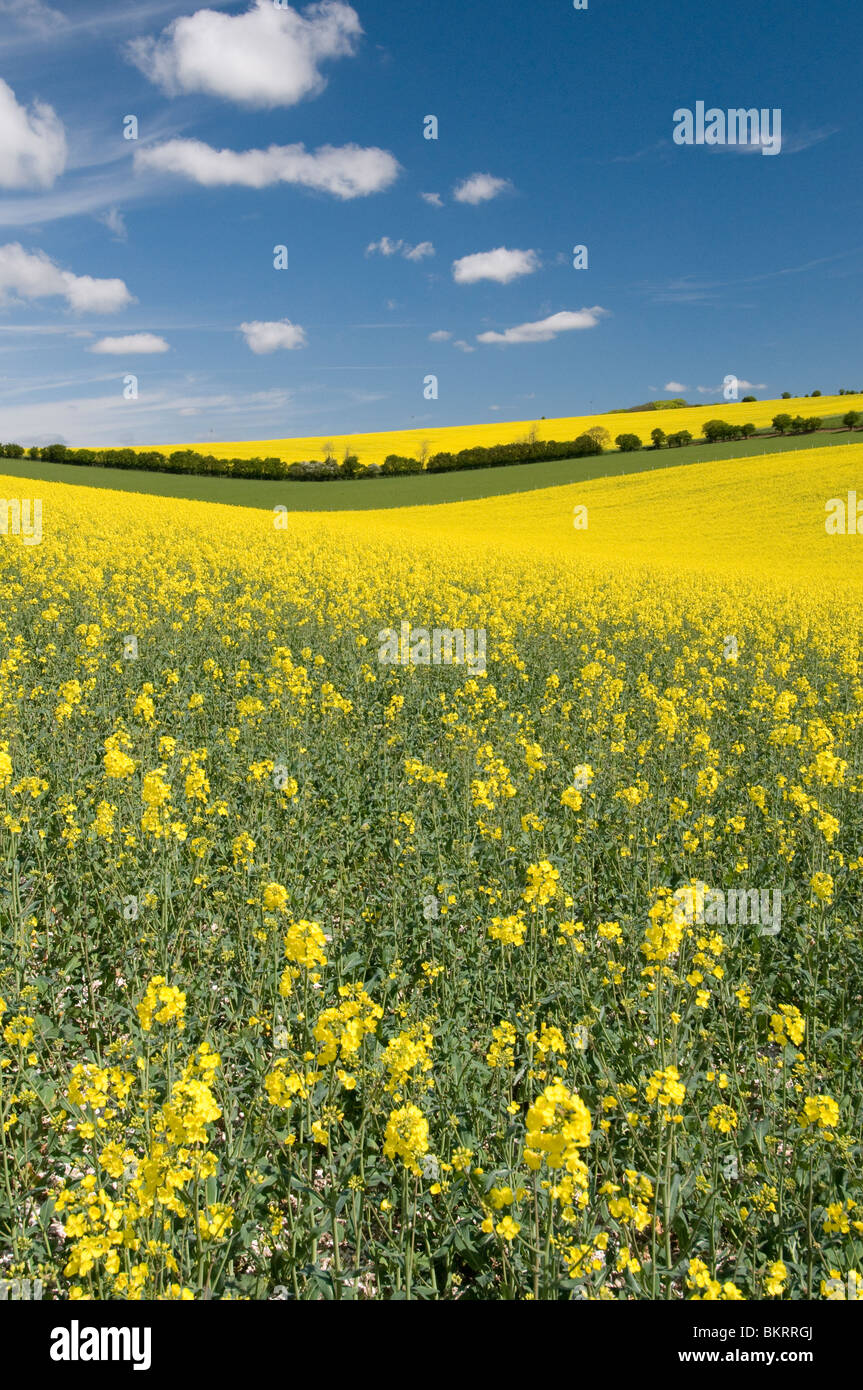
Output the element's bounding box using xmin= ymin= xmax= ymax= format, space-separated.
xmin=162 ymin=393 xmax=863 ymax=466
xmin=2 ymin=438 xmax=862 ymax=1301
xmin=355 ymin=441 xmax=863 ymax=592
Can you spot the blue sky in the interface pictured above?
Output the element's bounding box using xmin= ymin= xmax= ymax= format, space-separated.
xmin=0 ymin=0 xmax=860 ymax=447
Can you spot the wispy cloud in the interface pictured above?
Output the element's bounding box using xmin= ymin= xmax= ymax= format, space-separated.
xmin=642 ymin=245 xmax=863 ymax=304
xmin=367 ymin=236 xmax=434 ymax=261
xmin=0 ymin=0 xmax=68 ymax=35
xmin=0 ymin=171 xmax=148 ymax=229
xmin=610 ymin=139 xmax=671 ymax=164
xmin=477 ymin=307 xmax=608 ymax=345
xmin=96 ymin=208 xmax=127 ymax=242
xmin=0 ymin=384 xmax=297 ymax=446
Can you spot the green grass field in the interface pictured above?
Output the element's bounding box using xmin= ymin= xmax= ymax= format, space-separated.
xmin=1 ymin=428 xmax=859 ymax=511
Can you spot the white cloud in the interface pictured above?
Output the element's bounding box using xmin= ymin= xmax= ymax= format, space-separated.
xmin=404 ymin=241 xmax=434 ymax=261
xmin=127 ymin=0 xmax=362 ymax=108
xmin=664 ymin=380 xmax=687 ymax=391
xmin=0 ymin=0 xmax=67 ymax=34
xmin=428 ymin=329 xmax=451 ymax=341
xmin=136 ymin=138 xmax=399 ymax=199
xmin=0 ymin=172 xmax=145 ymax=229
xmin=452 ymin=246 xmax=539 ymax=285
xmin=0 ymin=242 xmax=133 ymax=312
xmin=365 ymin=235 xmax=399 ymax=256
xmin=420 ymin=191 xmax=443 ymax=207
xmin=97 ymin=208 xmax=128 ymax=242
xmin=0 ymin=78 xmax=66 ymax=190
xmin=0 ymin=385 xmax=297 ymax=448
xmin=453 ymin=339 xmax=475 ymax=353
xmin=366 ymin=236 xmax=434 ymax=261
xmin=90 ymin=333 xmax=169 ymax=355
xmin=477 ymin=307 xmax=608 ymax=345
xmin=240 ymin=319 xmax=307 ymax=354
xmin=452 ymin=172 xmax=511 ymax=205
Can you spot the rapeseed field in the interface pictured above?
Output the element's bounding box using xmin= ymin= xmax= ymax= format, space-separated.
xmin=167 ymin=393 xmax=863 ymax=467
xmin=1 ymin=444 xmax=861 ymax=1300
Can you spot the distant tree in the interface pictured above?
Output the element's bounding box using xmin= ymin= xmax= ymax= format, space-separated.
xmin=812 ymin=390 xmax=821 ymax=397
xmin=741 ymin=422 xmax=757 ymax=438
xmin=572 ymin=434 xmax=604 ymax=456
xmin=381 ymin=454 xmax=422 ymax=475
xmin=772 ymin=413 xmax=793 ymax=434
xmin=802 ymin=416 xmax=822 ymax=434
xmin=842 ymin=410 xmax=862 ymax=430
xmin=585 ymin=426 xmax=611 ymax=450
xmin=742 ymin=395 xmax=756 ymax=403
xmin=650 ymin=427 xmax=667 ymax=449
xmin=781 ymin=392 xmax=791 ymax=399
xmin=615 ymin=433 xmax=642 ymax=452
xmin=703 ymin=419 xmax=733 ymax=442
xmin=666 ymin=429 xmax=693 ymax=448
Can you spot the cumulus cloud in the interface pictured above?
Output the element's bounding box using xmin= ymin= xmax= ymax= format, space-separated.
xmin=366 ymin=236 xmax=434 ymax=261
xmin=0 ymin=79 xmax=66 ymax=190
xmin=90 ymin=334 xmax=169 ymax=355
xmin=452 ymin=246 xmax=539 ymax=285
xmin=452 ymin=172 xmax=511 ymax=205
xmin=240 ymin=319 xmax=307 ymax=354
xmin=453 ymin=339 xmax=475 ymax=353
xmin=420 ymin=191 xmax=443 ymax=207
xmin=664 ymin=380 xmax=687 ymax=391
xmin=126 ymin=0 xmax=362 ymax=108
xmin=428 ymin=329 xmax=451 ymax=341
xmin=477 ymin=307 xmax=608 ymax=345
xmin=135 ymin=138 xmax=399 ymax=199
xmin=0 ymin=242 xmax=133 ymax=312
